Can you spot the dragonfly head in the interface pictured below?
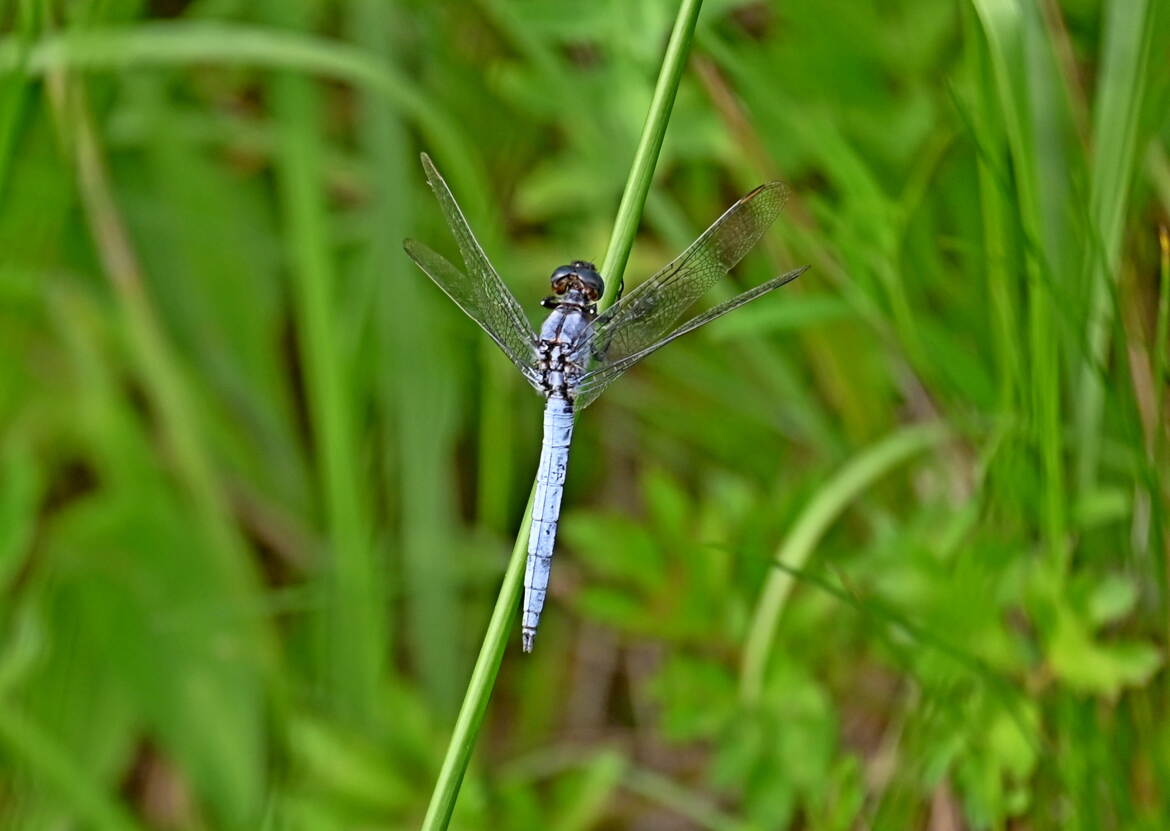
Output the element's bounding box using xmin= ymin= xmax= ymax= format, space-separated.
xmin=550 ymin=261 xmax=604 ymax=302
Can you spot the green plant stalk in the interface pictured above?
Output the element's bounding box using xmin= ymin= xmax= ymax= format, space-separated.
xmin=49 ymin=77 xmax=283 ymax=688
xmin=969 ymin=0 xmax=1068 ymax=561
xmin=348 ymin=0 xmax=403 ymax=671
xmin=963 ymin=1 xmax=1021 ymax=420
xmin=1156 ymin=228 xmax=1169 ymax=645
xmin=740 ymin=423 xmax=949 ymax=702
xmin=421 ymin=1 xmax=704 ymax=827
xmin=1073 ymin=0 xmax=1156 ymax=493
xmin=623 ymin=766 xmax=755 ymax=831
xmin=0 ymin=21 xmax=483 ymax=209
xmin=500 ymin=748 xmax=753 ymax=831
xmin=1155 ymin=228 xmax=1169 ymax=464
xmin=1021 ymin=18 xmax=1068 ymax=567
xmin=419 ymin=491 xmax=534 ymax=831
xmin=267 ymin=4 xmax=380 ymax=722
xmin=599 ymin=0 xmax=704 ymax=305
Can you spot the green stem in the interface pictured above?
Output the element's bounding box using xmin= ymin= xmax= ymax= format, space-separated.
xmin=1155 ymin=228 xmax=1170 ymax=646
xmin=0 ymin=21 xmax=484 ymax=212
xmin=420 ymin=2 xmax=704 ymax=827
xmin=1155 ymin=228 xmax=1169 ymax=461
xmin=267 ymin=0 xmax=380 ymax=725
xmin=52 ymin=77 xmax=282 ymax=691
xmin=598 ymin=0 xmax=704 ymax=307
xmin=1073 ymin=0 xmax=1156 ymax=493
xmin=419 ymin=491 xmax=535 ymax=831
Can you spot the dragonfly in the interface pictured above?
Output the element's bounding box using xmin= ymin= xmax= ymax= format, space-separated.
xmin=404 ymin=153 xmax=807 ymax=652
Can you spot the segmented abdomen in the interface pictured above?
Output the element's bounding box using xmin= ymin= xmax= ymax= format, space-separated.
xmin=522 ymin=396 xmax=574 ymax=652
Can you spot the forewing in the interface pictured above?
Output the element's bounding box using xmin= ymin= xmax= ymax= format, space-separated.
xmin=403 ymin=240 xmax=541 ymax=386
xmin=572 ymin=266 xmax=808 ymax=409
xmin=404 ymin=153 xmax=540 ymax=387
xmin=573 ymin=182 xmax=789 ymax=367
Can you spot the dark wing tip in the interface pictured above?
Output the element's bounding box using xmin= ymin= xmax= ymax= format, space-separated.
xmin=783 ymin=264 xmax=811 ymax=287
xmin=772 ymin=264 xmax=810 ymax=288
xmin=741 ymin=180 xmax=790 ymax=206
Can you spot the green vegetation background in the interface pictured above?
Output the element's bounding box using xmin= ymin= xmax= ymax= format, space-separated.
xmin=1 ymin=0 xmax=1168 ymax=828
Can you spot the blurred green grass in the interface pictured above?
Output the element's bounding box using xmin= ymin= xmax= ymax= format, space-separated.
xmin=1 ymin=1 xmax=1168 ymax=829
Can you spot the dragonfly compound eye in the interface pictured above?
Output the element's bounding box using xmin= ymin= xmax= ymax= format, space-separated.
xmin=550 ymin=265 xmax=574 ymax=294
xmin=570 ymin=261 xmax=605 ymax=300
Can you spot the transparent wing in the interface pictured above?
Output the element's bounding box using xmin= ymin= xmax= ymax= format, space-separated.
xmin=403 ymin=153 xmax=541 ymax=387
xmin=404 ymin=240 xmax=541 ymax=386
xmin=572 ymin=266 xmax=807 ymax=408
xmin=572 ymin=182 xmax=789 ymax=370
xmin=568 ymin=182 xmax=792 ymax=405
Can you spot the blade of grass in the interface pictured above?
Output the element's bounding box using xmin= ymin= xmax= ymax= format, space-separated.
xmin=1073 ymin=0 xmax=1157 ymax=492
xmin=419 ymin=491 xmax=535 ymax=831
xmin=44 ymin=75 xmax=280 ymax=685
xmin=502 ymin=746 xmax=756 ymax=831
xmin=969 ymin=0 xmax=1070 ymax=562
xmin=344 ymin=0 xmax=407 ymax=698
xmin=1157 ymin=228 xmax=1169 ymax=646
xmin=0 ymin=21 xmax=484 ymax=208
xmin=264 ymin=1 xmax=379 ymax=723
xmin=597 ymin=0 xmax=704 ymax=307
xmin=623 ymin=766 xmax=758 ymax=831
xmin=961 ymin=3 xmax=1022 ymax=421
xmin=0 ymin=707 xmax=145 ymax=831
xmin=420 ymin=2 xmax=705 ymax=827
xmin=1026 ymin=3 xmax=1085 ymax=568
xmin=0 ymin=41 xmax=32 ymax=197
xmin=762 ymin=560 xmax=1044 ymax=762
xmin=1155 ymin=228 xmax=1169 ymax=468
xmin=346 ymin=0 xmax=465 ymax=712
xmin=740 ymin=422 xmax=949 ymax=702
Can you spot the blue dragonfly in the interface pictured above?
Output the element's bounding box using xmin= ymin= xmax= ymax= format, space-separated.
xmin=404 ymin=154 xmax=806 ymax=651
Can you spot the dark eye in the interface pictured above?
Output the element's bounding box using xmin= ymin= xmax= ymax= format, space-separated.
xmin=550 ymin=265 xmax=573 ymax=292
xmin=579 ymin=269 xmax=604 ymax=300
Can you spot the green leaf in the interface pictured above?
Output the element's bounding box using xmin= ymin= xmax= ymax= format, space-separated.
xmin=1049 ymin=609 xmax=1163 ymax=699
xmin=1087 ymin=574 xmax=1139 ymax=626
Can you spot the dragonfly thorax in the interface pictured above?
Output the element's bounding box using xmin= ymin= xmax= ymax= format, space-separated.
xmin=537 ymin=260 xmax=602 ymax=399
xmin=537 ymin=297 xmax=594 ymax=399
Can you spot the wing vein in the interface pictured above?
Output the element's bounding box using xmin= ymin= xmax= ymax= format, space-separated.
xmin=568 ymin=182 xmax=793 ymax=404
xmin=405 ymin=153 xmax=541 ymax=389
xmin=572 ymin=266 xmax=808 ymax=407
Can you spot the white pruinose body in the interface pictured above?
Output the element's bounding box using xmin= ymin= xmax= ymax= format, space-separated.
xmin=522 ymin=396 xmax=573 ymax=652
xmin=522 ymin=284 xmax=595 ymax=652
